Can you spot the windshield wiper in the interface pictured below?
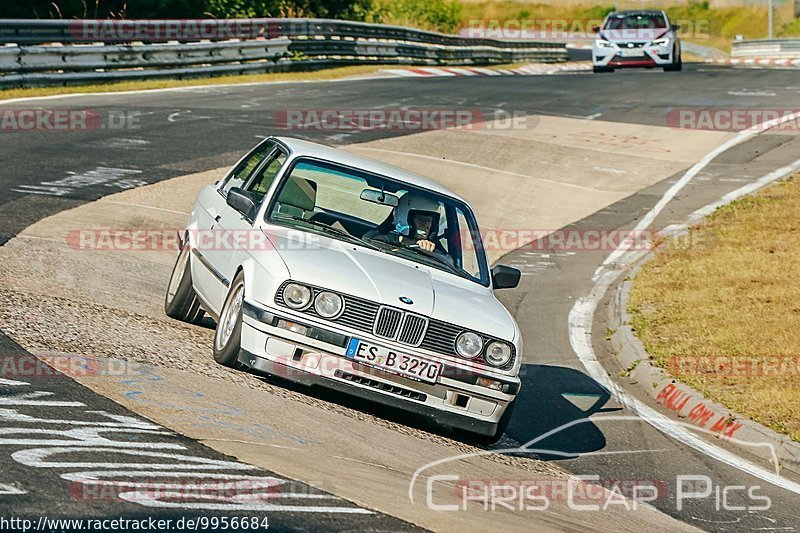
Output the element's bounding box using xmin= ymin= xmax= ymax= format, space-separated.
xmin=403 ymin=247 xmax=471 ymax=279
xmin=370 ymin=240 xmax=471 ymax=279
xmin=273 ymin=215 xmax=379 ymax=250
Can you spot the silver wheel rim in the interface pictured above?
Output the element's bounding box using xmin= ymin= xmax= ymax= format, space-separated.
xmin=167 ymin=246 xmax=188 ymax=304
xmin=216 ymin=283 xmax=243 ymax=351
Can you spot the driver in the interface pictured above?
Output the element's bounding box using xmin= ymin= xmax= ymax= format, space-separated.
xmin=364 ymin=192 xmax=444 ymax=253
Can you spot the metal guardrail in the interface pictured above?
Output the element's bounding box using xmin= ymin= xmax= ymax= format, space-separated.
xmin=732 ymin=38 xmax=800 ymax=59
xmin=0 ymin=18 xmax=568 ymax=87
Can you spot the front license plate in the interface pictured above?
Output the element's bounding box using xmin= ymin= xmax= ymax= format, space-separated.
xmin=346 ymin=338 xmax=441 ymax=383
xmin=619 ymin=48 xmax=645 ymax=57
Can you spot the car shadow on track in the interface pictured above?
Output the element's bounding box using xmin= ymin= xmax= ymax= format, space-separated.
xmin=506 ymin=364 xmax=617 ymax=459
xmin=245 ymin=357 xmax=615 ymax=454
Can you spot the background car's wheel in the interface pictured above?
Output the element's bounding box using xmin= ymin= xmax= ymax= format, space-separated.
xmin=213 ymin=270 xmax=245 ymax=369
xmin=593 ymin=66 xmax=614 ymax=73
xmin=664 ymin=48 xmax=683 ymax=71
xmin=165 ymin=244 xmax=205 ymax=324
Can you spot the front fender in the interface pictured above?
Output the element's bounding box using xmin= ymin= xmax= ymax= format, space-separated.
xmin=238 ymin=246 xmax=291 ymax=307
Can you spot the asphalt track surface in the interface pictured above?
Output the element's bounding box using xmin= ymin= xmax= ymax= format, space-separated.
xmin=2 ymin=63 xmax=800 ymax=531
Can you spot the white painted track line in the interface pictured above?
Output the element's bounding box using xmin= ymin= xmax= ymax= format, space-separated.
xmin=568 ymin=110 xmax=800 ymax=495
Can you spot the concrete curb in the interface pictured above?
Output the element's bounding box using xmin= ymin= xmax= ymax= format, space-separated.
xmin=607 ymin=259 xmax=800 ymax=476
xmin=705 ymin=58 xmax=800 ymax=68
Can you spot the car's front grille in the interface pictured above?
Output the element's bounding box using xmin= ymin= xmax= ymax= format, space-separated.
xmin=398 ymin=314 xmax=428 ymax=346
xmin=617 ymin=41 xmax=646 ymax=48
xmin=275 ymin=281 xmax=514 ymax=368
xmin=374 ymin=306 xmax=403 ymax=339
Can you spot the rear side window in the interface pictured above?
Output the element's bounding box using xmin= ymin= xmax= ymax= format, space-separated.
xmin=219 ymin=141 xmax=274 ymax=193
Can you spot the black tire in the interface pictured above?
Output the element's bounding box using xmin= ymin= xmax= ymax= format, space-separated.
xmin=472 ymin=399 xmax=517 ymax=446
xmin=664 ymin=49 xmax=683 ymax=72
xmin=593 ymin=66 xmax=614 ymax=73
xmin=165 ymin=244 xmax=205 ymax=324
xmin=213 ymin=270 xmax=245 ymax=369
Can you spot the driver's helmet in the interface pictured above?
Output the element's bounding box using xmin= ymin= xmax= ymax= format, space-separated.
xmin=393 ymin=192 xmax=440 ymax=240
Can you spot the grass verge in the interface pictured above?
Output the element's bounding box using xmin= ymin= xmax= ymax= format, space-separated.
xmin=0 ymin=64 xmax=391 ymax=101
xmin=629 ymin=173 xmax=800 ymax=441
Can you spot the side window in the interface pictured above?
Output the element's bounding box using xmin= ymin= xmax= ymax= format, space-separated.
xmin=455 ymin=208 xmax=482 ymax=280
xmin=245 ymin=149 xmax=287 ymax=204
xmin=219 ymin=141 xmax=274 ymax=193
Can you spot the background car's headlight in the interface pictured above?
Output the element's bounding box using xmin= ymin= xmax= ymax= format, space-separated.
xmin=456 ymin=332 xmax=483 ymax=358
xmin=314 ymin=291 xmax=343 ymax=318
xmin=485 ymin=341 xmax=512 ymax=367
xmin=284 ymin=283 xmax=312 ymax=309
xmin=652 ymin=37 xmax=670 ymax=47
xmin=595 ymin=39 xmax=613 ymax=48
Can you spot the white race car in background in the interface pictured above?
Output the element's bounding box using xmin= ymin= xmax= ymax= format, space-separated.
xmin=165 ymin=137 xmax=523 ymax=442
xmin=592 ymin=10 xmax=682 ymax=73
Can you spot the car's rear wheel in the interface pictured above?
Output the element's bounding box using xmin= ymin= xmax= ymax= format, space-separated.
xmin=165 ymin=243 xmax=205 ymax=324
xmin=593 ymin=66 xmax=614 ymax=73
xmin=213 ymin=271 xmax=245 ymax=369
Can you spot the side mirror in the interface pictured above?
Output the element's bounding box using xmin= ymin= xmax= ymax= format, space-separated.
xmin=592 ymin=25 xmax=600 ymax=33
xmin=491 ymin=265 xmax=521 ymax=290
xmin=227 ymin=187 xmax=257 ymax=221
xmin=670 ymin=24 xmax=680 ymax=32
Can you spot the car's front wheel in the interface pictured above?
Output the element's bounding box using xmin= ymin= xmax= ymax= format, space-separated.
xmin=213 ymin=270 xmax=245 ymax=369
xmin=664 ymin=48 xmax=683 ymax=71
xmin=165 ymin=243 xmax=205 ymax=324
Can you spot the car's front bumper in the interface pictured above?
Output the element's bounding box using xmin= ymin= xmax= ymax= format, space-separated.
xmin=238 ymin=299 xmax=519 ymax=436
xmin=592 ymin=43 xmax=674 ymax=68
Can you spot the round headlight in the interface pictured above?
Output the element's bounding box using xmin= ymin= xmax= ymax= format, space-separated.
xmin=485 ymin=341 xmax=512 ymax=367
xmin=314 ymin=291 xmax=343 ymax=318
xmin=284 ymin=283 xmax=312 ymax=309
xmin=456 ymin=331 xmax=483 ymax=359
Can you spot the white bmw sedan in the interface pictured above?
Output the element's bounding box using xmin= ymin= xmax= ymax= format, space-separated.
xmin=165 ymin=137 xmax=522 ymax=442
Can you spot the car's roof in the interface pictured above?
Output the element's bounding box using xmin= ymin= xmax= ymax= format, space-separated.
xmin=271 ymin=136 xmax=466 ymax=202
xmin=609 ymin=10 xmax=667 ymax=16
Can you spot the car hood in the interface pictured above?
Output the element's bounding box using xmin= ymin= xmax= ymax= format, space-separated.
xmin=264 ymin=228 xmax=516 ymax=341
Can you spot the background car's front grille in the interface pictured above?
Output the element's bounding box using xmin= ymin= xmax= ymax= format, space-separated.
xmin=374 ymin=307 xmax=403 ymax=339
xmin=275 ymin=281 xmax=515 ymax=368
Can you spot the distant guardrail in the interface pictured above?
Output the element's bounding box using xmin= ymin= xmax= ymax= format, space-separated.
xmin=0 ymin=18 xmax=568 ymax=88
xmin=732 ymin=38 xmax=800 ymax=59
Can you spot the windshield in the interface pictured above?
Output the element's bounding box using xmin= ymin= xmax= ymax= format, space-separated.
xmin=604 ymin=13 xmax=666 ymax=30
xmin=265 ymin=157 xmax=490 ymax=286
